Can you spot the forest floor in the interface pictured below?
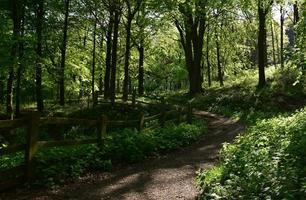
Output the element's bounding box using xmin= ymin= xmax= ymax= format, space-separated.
xmin=0 ymin=111 xmax=245 ymax=200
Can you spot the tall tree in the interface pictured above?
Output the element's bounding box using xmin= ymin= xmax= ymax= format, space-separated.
xmin=271 ymin=19 xmax=277 ymax=68
xmin=280 ymin=5 xmax=284 ymax=69
xmin=293 ymin=1 xmax=299 ymax=25
xmin=206 ymin=26 xmax=211 ymax=87
xmin=257 ymin=0 xmax=273 ymax=88
xmin=104 ymin=10 xmax=113 ymax=99
xmin=175 ymin=1 xmax=207 ymax=95
xmin=16 ymin=1 xmax=25 ymax=116
xmin=36 ymin=0 xmax=44 ymax=111
xmin=110 ymin=2 xmax=121 ymax=103
xmin=7 ymin=0 xmax=21 ymax=118
xmin=122 ymin=0 xmax=142 ymax=101
xmin=91 ymin=19 xmax=97 ymax=102
xmin=59 ymin=0 xmax=70 ymax=106
xmin=216 ymin=34 xmax=224 ymax=87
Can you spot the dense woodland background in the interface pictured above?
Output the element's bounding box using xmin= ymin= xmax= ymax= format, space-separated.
xmin=0 ymin=0 xmax=306 ymax=199
xmin=0 ymin=0 xmax=304 ymax=117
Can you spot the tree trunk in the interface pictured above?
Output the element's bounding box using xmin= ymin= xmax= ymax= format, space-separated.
xmin=176 ymin=14 xmax=205 ymax=95
xmin=110 ymin=10 xmax=120 ymax=104
xmin=7 ymin=0 xmax=21 ymax=118
xmin=216 ymin=37 xmax=223 ymax=87
xmin=36 ymin=0 xmax=44 ymax=112
xmin=59 ymin=0 xmax=70 ymax=106
xmin=257 ymin=6 xmax=267 ymax=88
xmin=123 ymin=17 xmax=132 ymax=101
xmin=16 ymin=3 xmax=25 ymax=116
xmin=293 ymin=1 xmax=299 ymax=25
xmin=91 ymin=19 xmax=97 ymax=102
xmin=206 ymin=31 xmax=211 ymax=87
xmin=280 ymin=6 xmax=284 ymax=69
xmin=99 ymin=34 xmax=104 ymax=95
xmin=138 ymin=45 xmax=144 ymax=95
xmin=104 ymin=11 xmax=113 ymax=99
xmin=271 ymin=20 xmax=277 ymax=68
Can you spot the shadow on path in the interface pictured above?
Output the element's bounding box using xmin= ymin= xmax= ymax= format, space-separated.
xmin=0 ymin=111 xmax=245 ymax=200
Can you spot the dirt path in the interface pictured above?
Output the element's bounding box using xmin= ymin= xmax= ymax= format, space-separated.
xmin=1 ymin=111 xmax=245 ymax=200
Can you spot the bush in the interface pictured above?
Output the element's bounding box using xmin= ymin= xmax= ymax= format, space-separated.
xmin=196 ymin=108 xmax=306 ymax=199
xmin=1 ymin=119 xmax=207 ymax=187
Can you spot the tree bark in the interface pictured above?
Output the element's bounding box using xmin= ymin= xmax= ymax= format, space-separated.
xmin=110 ymin=9 xmax=120 ymax=104
xmin=280 ymin=6 xmax=284 ymax=69
xmin=123 ymin=17 xmax=132 ymax=101
xmin=59 ymin=0 xmax=70 ymax=106
xmin=104 ymin=11 xmax=113 ymax=99
xmin=257 ymin=5 xmax=267 ymax=88
xmin=293 ymin=1 xmax=299 ymax=25
xmin=7 ymin=0 xmax=21 ymax=118
xmin=175 ymin=12 xmax=205 ymax=95
xmin=206 ymin=29 xmax=211 ymax=87
xmin=99 ymin=34 xmax=104 ymax=95
xmin=138 ymin=45 xmax=144 ymax=95
xmin=36 ymin=0 xmax=44 ymax=112
xmin=216 ymin=36 xmax=223 ymax=87
xmin=271 ymin=20 xmax=277 ymax=68
xmin=16 ymin=2 xmax=25 ymax=116
xmin=91 ymin=19 xmax=97 ymax=102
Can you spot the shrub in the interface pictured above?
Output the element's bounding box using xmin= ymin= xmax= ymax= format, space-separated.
xmin=196 ymin=108 xmax=306 ymax=199
xmin=1 ymin=119 xmax=207 ymax=187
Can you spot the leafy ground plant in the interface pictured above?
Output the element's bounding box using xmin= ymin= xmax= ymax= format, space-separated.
xmin=196 ymin=108 xmax=306 ymax=200
xmin=0 ymin=119 xmax=207 ymax=187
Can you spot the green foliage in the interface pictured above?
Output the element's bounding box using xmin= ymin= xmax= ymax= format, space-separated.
xmin=168 ymin=68 xmax=306 ymax=125
xmin=196 ymin=108 xmax=306 ymax=199
xmin=0 ymin=120 xmax=207 ymax=187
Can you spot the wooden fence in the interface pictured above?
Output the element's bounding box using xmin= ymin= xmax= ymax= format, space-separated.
xmin=0 ymin=103 xmax=193 ymax=191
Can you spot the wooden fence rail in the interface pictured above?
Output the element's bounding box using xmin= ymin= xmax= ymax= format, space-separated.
xmin=0 ymin=103 xmax=192 ymax=191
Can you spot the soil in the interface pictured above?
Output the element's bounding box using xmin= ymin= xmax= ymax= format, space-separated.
xmin=0 ymin=111 xmax=245 ymax=200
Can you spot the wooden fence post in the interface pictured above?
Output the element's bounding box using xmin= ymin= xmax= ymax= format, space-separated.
xmin=98 ymin=114 xmax=108 ymax=144
xmin=187 ymin=103 xmax=192 ymax=124
xmin=25 ymin=112 xmax=40 ymax=182
xmin=138 ymin=113 xmax=145 ymax=132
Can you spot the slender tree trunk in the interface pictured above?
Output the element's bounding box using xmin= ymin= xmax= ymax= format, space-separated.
xmin=91 ymin=19 xmax=97 ymax=102
xmin=257 ymin=6 xmax=267 ymax=88
xmin=104 ymin=11 xmax=113 ymax=99
xmin=99 ymin=34 xmax=104 ymax=95
xmin=0 ymin=79 xmax=4 ymax=105
xmin=280 ymin=6 xmax=284 ymax=69
xmin=16 ymin=3 xmax=25 ymax=116
xmin=36 ymin=0 xmax=44 ymax=112
xmin=110 ymin=10 xmax=120 ymax=104
xmin=7 ymin=0 xmax=21 ymax=118
xmin=271 ymin=20 xmax=277 ymax=68
xmin=206 ymin=31 xmax=211 ymax=87
xmin=293 ymin=1 xmax=299 ymax=25
xmin=216 ymin=36 xmax=223 ymax=87
xmin=59 ymin=0 xmax=70 ymax=106
xmin=275 ymin=25 xmax=280 ymax=64
xmin=138 ymin=45 xmax=144 ymax=95
xmin=123 ymin=17 xmax=132 ymax=101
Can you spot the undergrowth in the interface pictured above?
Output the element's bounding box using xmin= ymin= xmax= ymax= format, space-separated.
xmin=193 ymin=67 xmax=306 ymax=199
xmin=0 ymin=119 xmax=207 ymax=187
xmin=196 ymin=108 xmax=306 ymax=199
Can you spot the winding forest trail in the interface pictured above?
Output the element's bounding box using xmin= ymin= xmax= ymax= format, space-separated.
xmin=1 ymin=111 xmax=245 ymax=200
